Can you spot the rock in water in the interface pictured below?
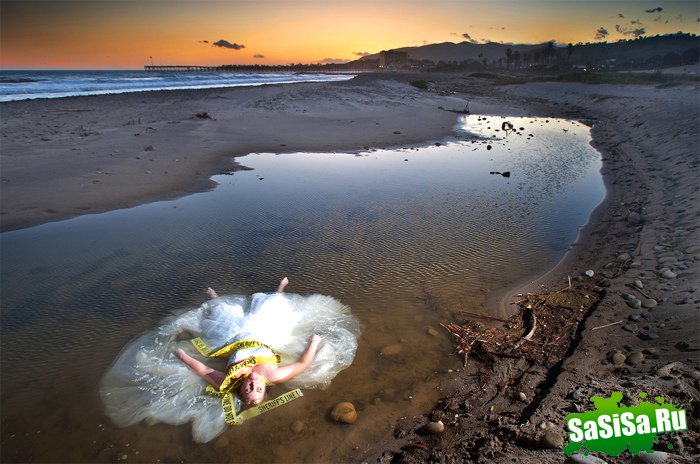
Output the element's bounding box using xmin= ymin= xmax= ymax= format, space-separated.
xmin=290 ymin=420 xmax=304 ymax=433
xmin=331 ymin=402 xmax=357 ymax=424
xmin=380 ymin=343 xmax=403 ymax=357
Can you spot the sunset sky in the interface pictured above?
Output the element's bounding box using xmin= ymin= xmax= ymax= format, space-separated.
xmin=1 ymin=0 xmax=698 ymax=69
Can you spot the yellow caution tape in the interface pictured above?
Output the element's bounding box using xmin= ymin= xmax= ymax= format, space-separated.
xmin=190 ymin=338 xmax=280 ymax=362
xmin=222 ymin=389 xmax=304 ymax=425
xmin=189 ymin=337 xmax=301 ymax=425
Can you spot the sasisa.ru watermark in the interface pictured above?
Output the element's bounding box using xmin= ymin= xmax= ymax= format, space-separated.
xmin=564 ymin=391 xmax=688 ymax=457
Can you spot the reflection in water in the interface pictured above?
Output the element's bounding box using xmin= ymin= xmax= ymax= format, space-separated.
xmin=0 ymin=116 xmax=604 ymax=462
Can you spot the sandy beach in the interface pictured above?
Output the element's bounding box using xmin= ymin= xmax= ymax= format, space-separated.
xmin=1 ymin=73 xmax=698 ymax=462
xmin=0 ymin=75 xmax=473 ymax=232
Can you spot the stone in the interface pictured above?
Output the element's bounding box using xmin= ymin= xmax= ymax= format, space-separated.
xmin=642 ymin=299 xmax=657 ymax=309
xmin=585 ymin=270 xmax=595 ymax=277
xmin=331 ymin=402 xmax=358 ymax=424
xmin=629 ymin=314 xmax=641 ymax=322
xmin=518 ymin=392 xmax=527 ymax=401
xmin=627 ymin=212 xmax=642 ymax=224
xmin=627 ymin=299 xmax=642 ymax=309
xmin=568 ymin=453 xmax=609 ymax=464
xmin=656 ymin=362 xmax=678 ymax=377
xmin=622 ymin=293 xmax=636 ymax=301
xmin=660 ymin=270 xmax=677 ymax=279
xmin=426 ymin=327 xmax=439 ymax=337
xmin=380 ymin=343 xmax=403 ymax=357
xmin=684 ymin=245 xmax=700 ymax=254
xmin=639 ymin=331 xmax=659 ymax=340
xmin=291 ymin=420 xmax=304 ymax=433
xmin=631 ymin=450 xmax=669 ymax=463
xmin=618 ymin=253 xmax=632 ymax=261
xmin=623 ymin=324 xmax=638 ymax=332
xmin=542 ymin=431 xmax=564 ymax=449
xmin=626 ymin=352 xmax=644 ymax=365
xmin=417 ymin=421 xmax=444 ymax=435
xmin=611 ymin=352 xmax=627 ymax=365
xmin=633 ymin=279 xmax=644 ymax=289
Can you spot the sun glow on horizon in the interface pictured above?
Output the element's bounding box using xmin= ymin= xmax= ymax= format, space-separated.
xmin=1 ymin=0 xmax=698 ymax=70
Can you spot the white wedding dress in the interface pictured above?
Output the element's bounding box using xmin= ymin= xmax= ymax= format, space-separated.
xmin=100 ymin=292 xmax=361 ymax=443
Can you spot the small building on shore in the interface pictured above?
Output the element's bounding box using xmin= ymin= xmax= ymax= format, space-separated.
xmin=379 ymin=50 xmax=408 ymax=69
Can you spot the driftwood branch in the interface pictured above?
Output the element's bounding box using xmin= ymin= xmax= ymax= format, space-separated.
xmin=590 ymin=319 xmax=624 ymax=331
xmin=513 ymin=312 xmax=537 ymax=350
xmin=459 ymin=310 xmax=510 ymax=323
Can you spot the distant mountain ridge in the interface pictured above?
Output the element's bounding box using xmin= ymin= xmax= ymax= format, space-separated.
xmin=359 ymin=41 xmax=546 ymax=63
xmin=355 ymin=34 xmax=699 ymax=68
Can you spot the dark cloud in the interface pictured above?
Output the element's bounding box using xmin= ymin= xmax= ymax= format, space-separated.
xmin=353 ymin=51 xmax=371 ymax=56
xmin=460 ymin=32 xmax=479 ymax=44
xmin=645 ymin=7 xmax=663 ymax=13
xmin=200 ymin=40 xmax=210 ymax=44
xmin=319 ymin=58 xmax=348 ymax=64
xmin=616 ymin=24 xmax=646 ymax=37
xmin=212 ymin=40 xmax=245 ymax=50
xmin=253 ymin=54 xmax=265 ymax=59
xmin=594 ymin=27 xmax=609 ymax=40
xmin=630 ymin=18 xmax=642 ymax=25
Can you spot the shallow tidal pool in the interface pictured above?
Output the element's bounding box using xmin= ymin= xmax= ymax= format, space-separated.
xmin=0 ymin=115 xmax=605 ymax=462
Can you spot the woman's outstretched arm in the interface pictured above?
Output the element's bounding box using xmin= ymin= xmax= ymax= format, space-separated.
xmin=263 ymin=334 xmax=324 ymax=383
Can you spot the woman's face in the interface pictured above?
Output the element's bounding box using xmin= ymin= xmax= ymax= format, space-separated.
xmin=240 ymin=371 xmax=266 ymax=406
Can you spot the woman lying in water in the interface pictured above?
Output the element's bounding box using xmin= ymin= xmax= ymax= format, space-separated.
xmin=100 ymin=276 xmax=360 ymax=442
xmin=175 ymin=278 xmax=326 ymax=406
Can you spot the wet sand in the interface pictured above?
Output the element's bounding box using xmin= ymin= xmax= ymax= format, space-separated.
xmin=2 ymin=73 xmax=699 ymax=462
xmin=0 ymin=74 xmax=473 ymax=232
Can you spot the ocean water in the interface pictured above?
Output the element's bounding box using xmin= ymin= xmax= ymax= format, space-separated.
xmin=0 ymin=70 xmax=355 ymax=102
xmin=0 ymin=115 xmax=605 ymax=462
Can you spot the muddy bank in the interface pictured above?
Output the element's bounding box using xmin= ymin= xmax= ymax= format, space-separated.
xmin=362 ymin=77 xmax=700 ymax=463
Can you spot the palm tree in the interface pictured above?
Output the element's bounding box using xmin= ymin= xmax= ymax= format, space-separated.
xmin=546 ymin=41 xmax=554 ymax=66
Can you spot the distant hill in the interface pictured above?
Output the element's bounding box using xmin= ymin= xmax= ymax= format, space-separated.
xmin=358 ymin=41 xmax=546 ymax=64
xmin=353 ymin=33 xmax=699 ymax=70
